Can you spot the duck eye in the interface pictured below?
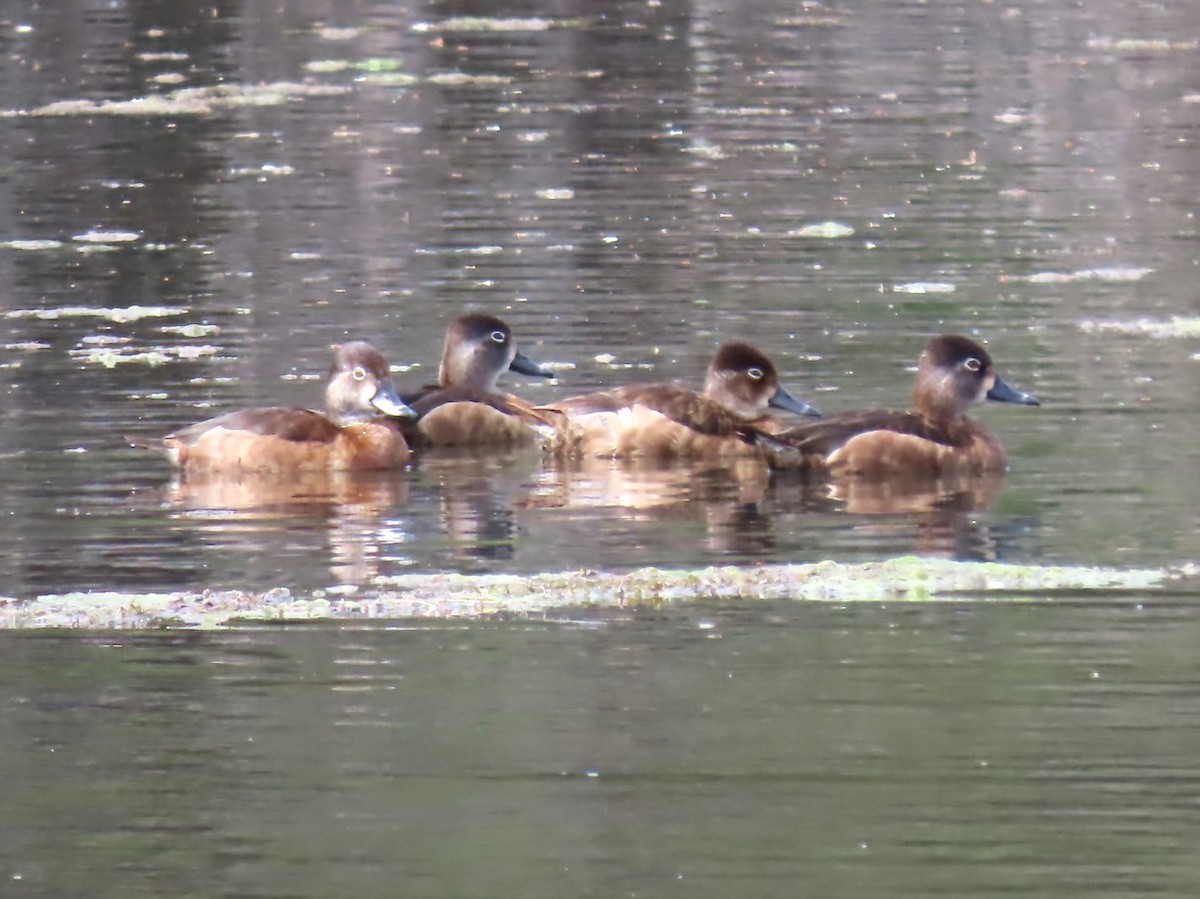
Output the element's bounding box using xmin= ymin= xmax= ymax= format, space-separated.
xmin=352 ymin=366 xmax=368 ymax=382
xmin=963 ymin=357 xmax=981 ymax=372
xmin=490 ymin=330 xmax=507 ymax=344
xmin=746 ymin=367 xmax=764 ymax=381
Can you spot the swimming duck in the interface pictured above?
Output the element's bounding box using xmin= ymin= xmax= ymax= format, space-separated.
xmin=769 ymin=334 xmax=1039 ymax=476
xmin=154 ymin=341 xmax=414 ymax=474
xmin=539 ymin=341 xmax=820 ymax=461
xmin=401 ymin=313 xmax=556 ymax=447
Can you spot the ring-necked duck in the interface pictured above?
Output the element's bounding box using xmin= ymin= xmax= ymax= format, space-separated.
xmin=154 ymin=341 xmax=415 ymax=473
xmin=401 ymin=313 xmax=556 ymax=447
xmin=769 ymin=334 xmax=1039 ymax=476
xmin=539 ymin=341 xmax=820 ymax=461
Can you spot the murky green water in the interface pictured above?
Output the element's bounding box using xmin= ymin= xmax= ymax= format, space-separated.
xmin=5 ymin=598 xmax=1200 ymax=898
xmin=1 ymin=0 xmax=1199 ymax=892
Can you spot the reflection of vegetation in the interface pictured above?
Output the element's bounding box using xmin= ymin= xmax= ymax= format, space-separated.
xmin=304 ymin=59 xmax=412 ymax=75
xmin=790 ymin=221 xmax=855 ymax=239
xmin=69 ymin=343 xmax=223 ymax=368
xmin=1087 ymin=37 xmax=1198 ymax=52
xmin=1080 ymin=316 xmax=1200 ymax=339
xmin=410 ymin=17 xmax=583 ymax=33
xmin=302 ymin=62 xmax=512 ymax=87
xmin=29 ymin=82 xmax=349 ymax=117
xmin=6 ymin=305 xmax=188 ymax=322
xmin=1 ymin=239 xmax=64 ymax=251
xmin=1 ymin=557 xmax=1174 ymax=629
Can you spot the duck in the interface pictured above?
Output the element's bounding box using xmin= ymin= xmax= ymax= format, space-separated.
xmin=538 ymin=341 xmax=821 ymax=461
xmin=768 ymin=334 xmax=1039 ymax=476
xmin=153 ymin=341 xmax=415 ymax=474
xmin=401 ymin=313 xmax=557 ymax=447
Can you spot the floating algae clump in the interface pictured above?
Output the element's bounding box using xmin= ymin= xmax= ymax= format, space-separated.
xmin=28 ymin=82 xmax=349 ymax=117
xmin=0 ymin=558 xmax=1176 ymax=630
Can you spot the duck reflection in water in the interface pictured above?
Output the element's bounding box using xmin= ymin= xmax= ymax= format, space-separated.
xmin=415 ymin=447 xmax=546 ymax=566
xmin=143 ymin=341 xmax=416 ymax=583
xmin=530 ymin=342 xmax=817 ymax=556
xmin=528 ymin=455 xmax=778 ymax=557
xmin=165 ymin=471 xmax=410 ymax=584
xmin=764 ymin=335 xmax=1040 ymax=560
xmin=768 ymin=468 xmax=1007 ymax=558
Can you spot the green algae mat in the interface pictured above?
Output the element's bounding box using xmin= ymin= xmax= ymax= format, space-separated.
xmin=1 ymin=558 xmax=1190 ymax=629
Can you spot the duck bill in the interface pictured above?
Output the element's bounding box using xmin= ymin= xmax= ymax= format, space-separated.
xmin=509 ymin=350 xmax=554 ymax=379
xmin=986 ymin=375 xmax=1040 ymax=406
xmin=769 ymin=385 xmax=821 ymax=418
xmin=371 ymin=383 xmax=418 ymax=419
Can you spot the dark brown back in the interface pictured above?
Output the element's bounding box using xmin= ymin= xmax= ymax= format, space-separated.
xmin=169 ymin=408 xmax=341 ymax=447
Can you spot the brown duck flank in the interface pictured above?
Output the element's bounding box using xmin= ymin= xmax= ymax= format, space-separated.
xmin=159 ymin=341 xmax=413 ymax=474
xmin=770 ymin=334 xmax=1039 ymax=477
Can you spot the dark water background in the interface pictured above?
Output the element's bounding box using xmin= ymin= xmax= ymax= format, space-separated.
xmin=2 ymin=0 xmax=1200 ymax=895
xmin=5 ymin=599 xmax=1200 ymax=899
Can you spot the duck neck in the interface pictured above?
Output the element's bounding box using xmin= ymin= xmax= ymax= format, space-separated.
xmin=439 ymin=351 xmax=499 ymax=391
xmin=912 ymin=379 xmax=968 ymax=428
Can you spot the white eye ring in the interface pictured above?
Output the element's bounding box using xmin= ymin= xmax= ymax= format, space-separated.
xmin=490 ymin=330 xmax=507 ymax=344
xmin=963 ymin=357 xmax=981 ymax=372
xmin=352 ymin=366 xmax=368 ymax=382
xmin=746 ymin=367 xmax=764 ymax=380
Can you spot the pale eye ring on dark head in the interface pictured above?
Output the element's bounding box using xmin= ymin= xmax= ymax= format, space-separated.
xmin=352 ymin=366 xmax=367 ymax=381
xmin=963 ymin=357 xmax=981 ymax=372
xmin=490 ymin=330 xmax=507 ymax=344
xmin=746 ymin=367 xmax=764 ymax=380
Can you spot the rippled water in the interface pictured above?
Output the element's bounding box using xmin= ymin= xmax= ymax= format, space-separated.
xmin=1 ymin=0 xmax=1199 ymax=893
xmin=6 ymin=598 xmax=1200 ymax=898
xmin=0 ymin=0 xmax=1195 ymax=596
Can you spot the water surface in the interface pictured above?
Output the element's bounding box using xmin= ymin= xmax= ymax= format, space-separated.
xmin=1 ymin=1 xmax=1199 ymax=893
xmin=1 ymin=0 xmax=1197 ymax=596
xmin=5 ymin=597 xmax=1200 ymax=898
